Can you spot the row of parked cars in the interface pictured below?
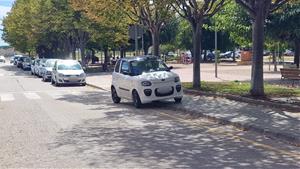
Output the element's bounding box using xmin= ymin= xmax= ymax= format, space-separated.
xmin=11 ymin=55 xmax=86 ymax=86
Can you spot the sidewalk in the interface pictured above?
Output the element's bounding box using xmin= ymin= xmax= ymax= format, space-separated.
xmin=86 ymin=64 xmax=300 ymax=145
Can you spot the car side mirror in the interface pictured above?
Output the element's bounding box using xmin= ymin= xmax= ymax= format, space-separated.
xmin=168 ymin=66 xmax=173 ymax=70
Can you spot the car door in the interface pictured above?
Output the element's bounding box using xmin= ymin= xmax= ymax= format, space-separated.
xmin=118 ymin=61 xmax=132 ymax=99
xmin=52 ymin=61 xmax=58 ymax=81
xmin=112 ymin=60 xmax=122 ymax=94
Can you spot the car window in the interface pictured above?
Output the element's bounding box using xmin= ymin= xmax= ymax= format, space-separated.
xmin=130 ymin=59 xmax=168 ymax=76
xmin=57 ymin=62 xmax=82 ymax=70
xmin=121 ymin=61 xmax=129 ymax=74
xmin=45 ymin=60 xmax=56 ymax=67
xmin=114 ymin=60 xmax=121 ymax=73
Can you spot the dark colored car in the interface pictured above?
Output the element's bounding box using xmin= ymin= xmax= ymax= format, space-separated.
xmin=17 ymin=56 xmax=30 ymax=69
xmin=22 ymin=57 xmax=32 ymax=70
xmin=13 ymin=55 xmax=22 ymax=65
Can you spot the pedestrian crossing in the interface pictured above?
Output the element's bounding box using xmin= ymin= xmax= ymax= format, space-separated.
xmin=0 ymin=90 xmax=89 ymax=102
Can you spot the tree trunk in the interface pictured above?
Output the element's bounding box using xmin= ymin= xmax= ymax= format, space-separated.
xmin=272 ymin=51 xmax=277 ymax=72
xmin=203 ymin=50 xmax=207 ymax=62
xmin=104 ymin=48 xmax=110 ymax=64
xmin=191 ymin=22 xmax=203 ymax=89
xmin=233 ymin=48 xmax=236 ymax=62
xmin=250 ymin=7 xmax=265 ymax=97
xmin=151 ymin=29 xmax=160 ymax=57
xmin=72 ymin=49 xmax=76 ymax=60
xmin=294 ymin=39 xmax=300 ymax=68
xmin=80 ymin=45 xmax=86 ymax=67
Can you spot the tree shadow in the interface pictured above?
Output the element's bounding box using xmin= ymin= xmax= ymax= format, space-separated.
xmin=49 ymin=108 xmax=300 ymax=169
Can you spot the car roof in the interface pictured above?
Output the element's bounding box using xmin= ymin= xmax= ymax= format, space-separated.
xmin=120 ymin=55 xmax=159 ymax=62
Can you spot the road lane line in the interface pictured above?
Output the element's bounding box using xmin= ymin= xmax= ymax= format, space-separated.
xmin=23 ymin=92 xmax=41 ymax=100
xmin=0 ymin=94 xmax=15 ymax=102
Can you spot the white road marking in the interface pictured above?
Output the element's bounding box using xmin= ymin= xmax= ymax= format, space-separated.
xmin=46 ymin=91 xmax=64 ymax=99
xmin=0 ymin=94 xmax=15 ymax=102
xmin=23 ymin=92 xmax=41 ymax=100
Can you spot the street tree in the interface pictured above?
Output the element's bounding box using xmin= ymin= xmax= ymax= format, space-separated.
xmin=120 ymin=0 xmax=173 ymax=57
xmin=171 ymin=0 xmax=226 ymax=89
xmin=235 ymin=0 xmax=289 ymax=96
xmin=69 ymin=0 xmax=130 ymax=63
xmin=267 ymin=1 xmax=300 ymax=68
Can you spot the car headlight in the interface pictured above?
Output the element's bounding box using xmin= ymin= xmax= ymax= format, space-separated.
xmin=58 ymin=73 xmax=64 ymax=77
xmin=80 ymin=73 xmax=86 ymax=77
xmin=141 ymin=81 xmax=152 ymax=86
xmin=175 ymin=77 xmax=180 ymax=83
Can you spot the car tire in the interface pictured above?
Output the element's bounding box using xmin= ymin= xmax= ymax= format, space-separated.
xmin=82 ymin=83 xmax=86 ymax=86
xmin=132 ymin=90 xmax=142 ymax=108
xmin=42 ymin=75 xmax=46 ymax=82
xmin=111 ymin=86 xmax=121 ymax=104
xmin=174 ymin=97 xmax=182 ymax=103
xmin=54 ymin=79 xmax=60 ymax=87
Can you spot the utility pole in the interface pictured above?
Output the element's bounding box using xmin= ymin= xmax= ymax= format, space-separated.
xmin=215 ymin=27 xmax=218 ymax=78
xmin=135 ymin=25 xmax=138 ymax=56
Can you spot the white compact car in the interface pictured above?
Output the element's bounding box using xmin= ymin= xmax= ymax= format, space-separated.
xmin=0 ymin=56 xmax=6 ymax=63
xmin=51 ymin=60 xmax=86 ymax=86
xmin=111 ymin=56 xmax=183 ymax=108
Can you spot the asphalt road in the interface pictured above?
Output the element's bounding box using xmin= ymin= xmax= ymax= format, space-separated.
xmin=0 ymin=62 xmax=299 ymax=168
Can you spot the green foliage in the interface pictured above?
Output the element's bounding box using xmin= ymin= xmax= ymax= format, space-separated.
xmin=183 ymin=81 xmax=300 ymax=97
xmin=212 ymin=0 xmax=252 ymax=48
xmin=267 ymin=2 xmax=300 ymax=42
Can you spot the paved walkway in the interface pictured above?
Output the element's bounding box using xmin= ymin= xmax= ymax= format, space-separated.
xmin=86 ymin=63 xmax=300 ymax=145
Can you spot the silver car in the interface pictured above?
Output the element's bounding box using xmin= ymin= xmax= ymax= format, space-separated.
xmin=41 ymin=59 xmax=60 ymax=82
xmin=37 ymin=59 xmax=47 ymax=77
xmin=51 ymin=60 xmax=86 ymax=86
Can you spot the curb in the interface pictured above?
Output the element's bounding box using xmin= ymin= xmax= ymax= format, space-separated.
xmin=182 ymin=89 xmax=300 ymax=146
xmin=183 ymin=89 xmax=300 ymax=112
xmin=86 ymin=83 xmax=109 ymax=91
xmin=167 ymin=105 xmax=300 ymax=147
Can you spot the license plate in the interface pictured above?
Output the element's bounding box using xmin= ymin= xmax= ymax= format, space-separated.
xmin=157 ymin=86 xmax=172 ymax=94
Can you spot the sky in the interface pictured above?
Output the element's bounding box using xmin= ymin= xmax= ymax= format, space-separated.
xmin=0 ymin=0 xmax=15 ymax=46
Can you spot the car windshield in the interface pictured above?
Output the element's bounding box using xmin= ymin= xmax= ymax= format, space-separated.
xmin=58 ymin=62 xmax=82 ymax=70
xmin=45 ymin=60 xmax=56 ymax=67
xmin=24 ymin=58 xmax=31 ymax=62
xmin=130 ymin=58 xmax=169 ymax=76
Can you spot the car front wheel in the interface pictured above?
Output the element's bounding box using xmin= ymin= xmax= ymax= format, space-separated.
xmin=111 ymin=87 xmax=121 ymax=104
xmin=132 ymin=90 xmax=142 ymax=108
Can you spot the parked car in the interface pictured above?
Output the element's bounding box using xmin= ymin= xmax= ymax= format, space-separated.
xmin=22 ymin=57 xmax=32 ymax=70
xmin=51 ymin=60 xmax=86 ymax=86
xmin=37 ymin=59 xmax=47 ymax=77
xmin=284 ymin=50 xmax=294 ymax=56
xmin=41 ymin=59 xmax=60 ymax=82
xmin=17 ymin=56 xmax=28 ymax=68
xmin=220 ymin=51 xmax=233 ymax=59
xmin=111 ymin=56 xmax=183 ymax=108
xmin=31 ymin=58 xmax=40 ymax=75
xmin=13 ymin=55 xmax=22 ymax=65
xmin=10 ymin=56 xmax=15 ymax=64
xmin=0 ymin=56 xmax=5 ymax=63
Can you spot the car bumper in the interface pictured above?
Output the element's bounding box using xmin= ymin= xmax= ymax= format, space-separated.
xmin=139 ymin=83 xmax=183 ymax=104
xmin=57 ymin=77 xmax=86 ymax=84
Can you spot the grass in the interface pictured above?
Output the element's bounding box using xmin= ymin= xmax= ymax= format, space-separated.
xmin=183 ymin=81 xmax=300 ymax=98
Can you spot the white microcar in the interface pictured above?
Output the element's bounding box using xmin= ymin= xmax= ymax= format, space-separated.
xmin=111 ymin=56 xmax=183 ymax=108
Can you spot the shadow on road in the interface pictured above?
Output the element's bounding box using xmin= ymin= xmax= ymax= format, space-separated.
xmin=49 ymin=91 xmax=299 ymax=168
